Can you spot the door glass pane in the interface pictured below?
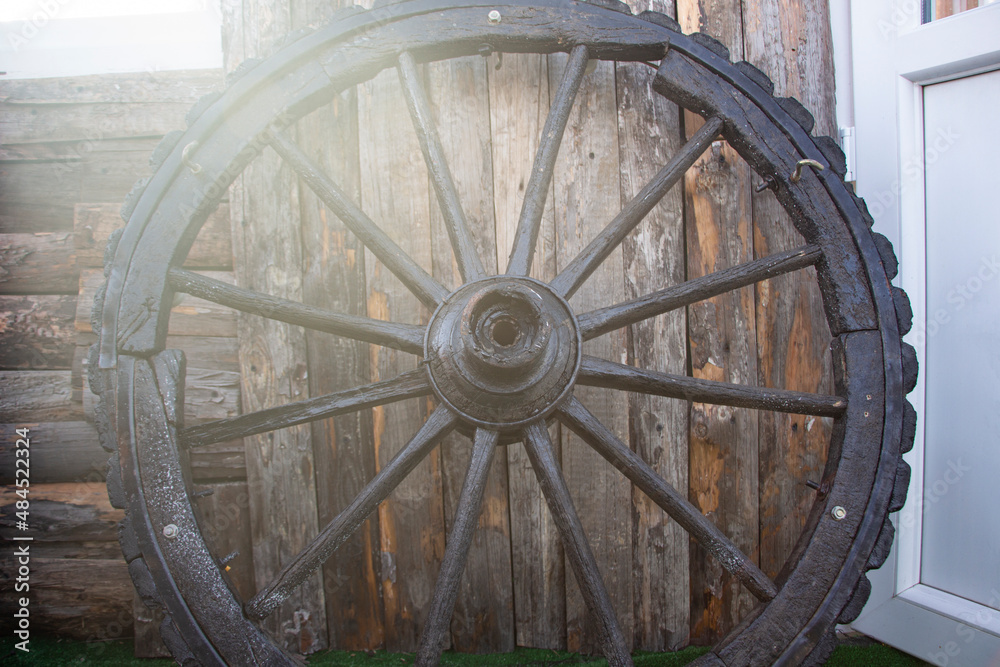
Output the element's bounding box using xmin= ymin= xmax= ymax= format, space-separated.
xmin=920 ymin=68 xmax=1000 ymax=612
xmin=924 ymin=0 xmax=1000 ymax=22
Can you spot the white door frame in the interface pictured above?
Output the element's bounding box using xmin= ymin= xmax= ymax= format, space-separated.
xmin=844 ymin=1 xmax=1000 ymax=664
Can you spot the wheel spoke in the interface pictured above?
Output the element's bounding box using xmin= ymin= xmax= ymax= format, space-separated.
xmin=415 ymin=428 xmax=499 ymax=665
xmin=557 ymin=398 xmax=779 ymax=602
xmin=270 ymin=130 xmax=450 ymax=308
xmin=550 ymin=117 xmax=724 ymax=299
xmin=522 ymin=422 xmax=633 ymax=667
xmin=397 ymin=51 xmax=486 ymax=283
xmin=578 ymin=244 xmax=821 ymax=340
xmin=245 ymin=405 xmax=457 ymax=620
xmin=505 ymin=45 xmax=590 ymax=277
xmin=182 ymin=368 xmax=432 ymax=448
xmin=168 ymin=268 xmax=424 ymax=354
xmin=577 ymin=356 xmax=845 ymax=417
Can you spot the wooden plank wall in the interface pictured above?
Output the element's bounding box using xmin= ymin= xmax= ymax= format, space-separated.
xmin=0 ymin=0 xmax=838 ymax=657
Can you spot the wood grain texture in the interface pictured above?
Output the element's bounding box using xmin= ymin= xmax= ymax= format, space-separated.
xmin=0 ymin=294 xmax=76 ymax=369
xmin=292 ymin=0 xmax=384 ymax=650
xmin=677 ymin=0 xmax=760 ymax=645
xmin=488 ymin=51 xmax=566 ymax=650
xmin=0 ymin=370 xmax=78 ymax=421
xmin=741 ymin=0 xmax=836 ymax=581
xmin=225 ymin=0 xmax=328 ymax=652
xmin=0 ymin=233 xmax=77 ymax=294
xmin=0 ymin=558 xmax=133 ymax=641
xmin=617 ymin=0 xmax=689 ymax=651
xmin=426 ymin=54 xmax=516 ymax=654
xmin=357 ymin=20 xmax=444 ymax=649
xmin=549 ymin=52 xmax=633 ymax=654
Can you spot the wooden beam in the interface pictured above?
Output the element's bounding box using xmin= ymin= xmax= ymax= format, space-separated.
xmin=617 ymin=0 xmax=690 ymax=651
xmin=677 ymin=0 xmax=760 ymax=644
xmin=358 ymin=46 xmax=444 ymax=653
xmin=292 ymin=0 xmax=385 ymax=650
xmin=0 ymin=233 xmax=77 ymax=294
xmin=0 ymin=295 xmax=76 ymax=369
xmin=225 ymin=0 xmax=328 ymax=652
xmin=0 ymin=370 xmax=78 ymax=421
xmin=488 ymin=50 xmax=566 ymax=650
xmin=549 ymin=52 xmax=633 ymax=654
xmin=425 ymin=53 xmax=515 ymax=653
xmin=740 ymin=0 xmax=837 ymax=582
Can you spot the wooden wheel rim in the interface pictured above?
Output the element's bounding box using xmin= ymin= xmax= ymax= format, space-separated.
xmin=94 ymin=2 xmax=909 ymax=665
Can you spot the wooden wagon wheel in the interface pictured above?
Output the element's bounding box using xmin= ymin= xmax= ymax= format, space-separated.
xmin=91 ymin=0 xmax=917 ymax=664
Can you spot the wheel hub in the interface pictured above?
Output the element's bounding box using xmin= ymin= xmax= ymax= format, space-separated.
xmin=425 ymin=276 xmax=581 ymax=429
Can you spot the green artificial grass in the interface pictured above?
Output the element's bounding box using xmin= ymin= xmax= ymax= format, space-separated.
xmin=2 ymin=636 xmax=930 ymax=666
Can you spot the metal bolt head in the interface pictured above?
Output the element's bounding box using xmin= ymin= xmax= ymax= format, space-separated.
xmin=162 ymin=523 xmax=179 ymax=539
xmin=831 ymin=506 xmax=847 ymax=521
xmin=488 ymin=9 xmax=501 ymax=23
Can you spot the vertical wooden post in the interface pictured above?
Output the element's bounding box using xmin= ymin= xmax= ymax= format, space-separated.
xmin=357 ymin=24 xmax=445 ymax=651
xmin=425 ymin=55 xmax=517 ymax=653
xmin=488 ymin=52 xmax=567 ymax=650
xmin=291 ymin=0 xmax=386 ymax=650
xmin=741 ymin=0 xmax=837 ymax=581
xmin=677 ymin=0 xmax=760 ymax=644
xmin=550 ymin=55 xmax=634 ymax=654
xmin=618 ymin=0 xmax=691 ymax=651
xmin=223 ymin=0 xmax=328 ymax=652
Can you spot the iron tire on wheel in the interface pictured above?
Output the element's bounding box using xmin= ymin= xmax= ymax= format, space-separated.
xmin=92 ymin=1 xmax=917 ymax=665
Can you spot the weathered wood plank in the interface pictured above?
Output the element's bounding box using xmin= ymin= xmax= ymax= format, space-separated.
xmin=291 ymin=0 xmax=385 ymax=650
xmin=225 ymin=0 xmax=328 ymax=652
xmin=76 ymin=269 xmax=238 ymax=338
xmin=191 ymin=481 xmax=258 ymax=601
xmin=617 ymin=0 xmax=690 ymax=651
xmin=488 ymin=50 xmax=566 ymax=650
xmin=549 ymin=52 xmax=633 ymax=654
xmin=0 ymin=69 xmax=223 ymax=106
xmin=0 ymin=295 xmax=76 ymax=369
xmin=0 ymin=558 xmax=133 ymax=641
xmin=741 ymin=0 xmax=836 ymax=581
xmin=677 ymin=0 xmax=760 ymax=644
xmin=0 ymin=422 xmax=105 ymax=485
xmin=74 ymin=203 xmax=233 ymax=270
xmin=0 ymin=233 xmax=77 ymax=294
xmin=0 ymin=139 xmax=160 ymax=233
xmin=425 ymin=53 xmax=516 ymax=654
xmin=0 ymin=370 xmax=78 ymax=421
xmin=358 ymin=41 xmax=445 ymax=651
xmin=0 ymin=483 xmax=123 ymax=560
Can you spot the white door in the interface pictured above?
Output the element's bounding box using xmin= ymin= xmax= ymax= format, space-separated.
xmin=844 ymin=1 xmax=1000 ymax=664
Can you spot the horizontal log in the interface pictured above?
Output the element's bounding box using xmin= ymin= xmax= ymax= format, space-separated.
xmin=0 ymin=140 xmax=160 ymax=233
xmin=0 ymin=295 xmax=77 ymax=369
xmin=0 ymin=68 xmax=223 ymax=106
xmin=81 ymin=364 xmax=240 ymax=425
xmin=77 ymin=268 xmax=238 ymax=337
xmin=75 ymin=203 xmax=233 ymax=270
xmin=0 ymin=233 xmax=77 ymax=294
xmin=0 ymin=481 xmax=121 ymax=537
xmin=0 ymin=558 xmax=134 ymax=640
xmin=1 ymin=102 xmax=200 ymax=145
xmin=0 ymin=370 xmax=79 ymax=421
xmin=0 ymin=422 xmax=106 ymax=485
xmin=0 ymin=421 xmax=246 ymax=485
